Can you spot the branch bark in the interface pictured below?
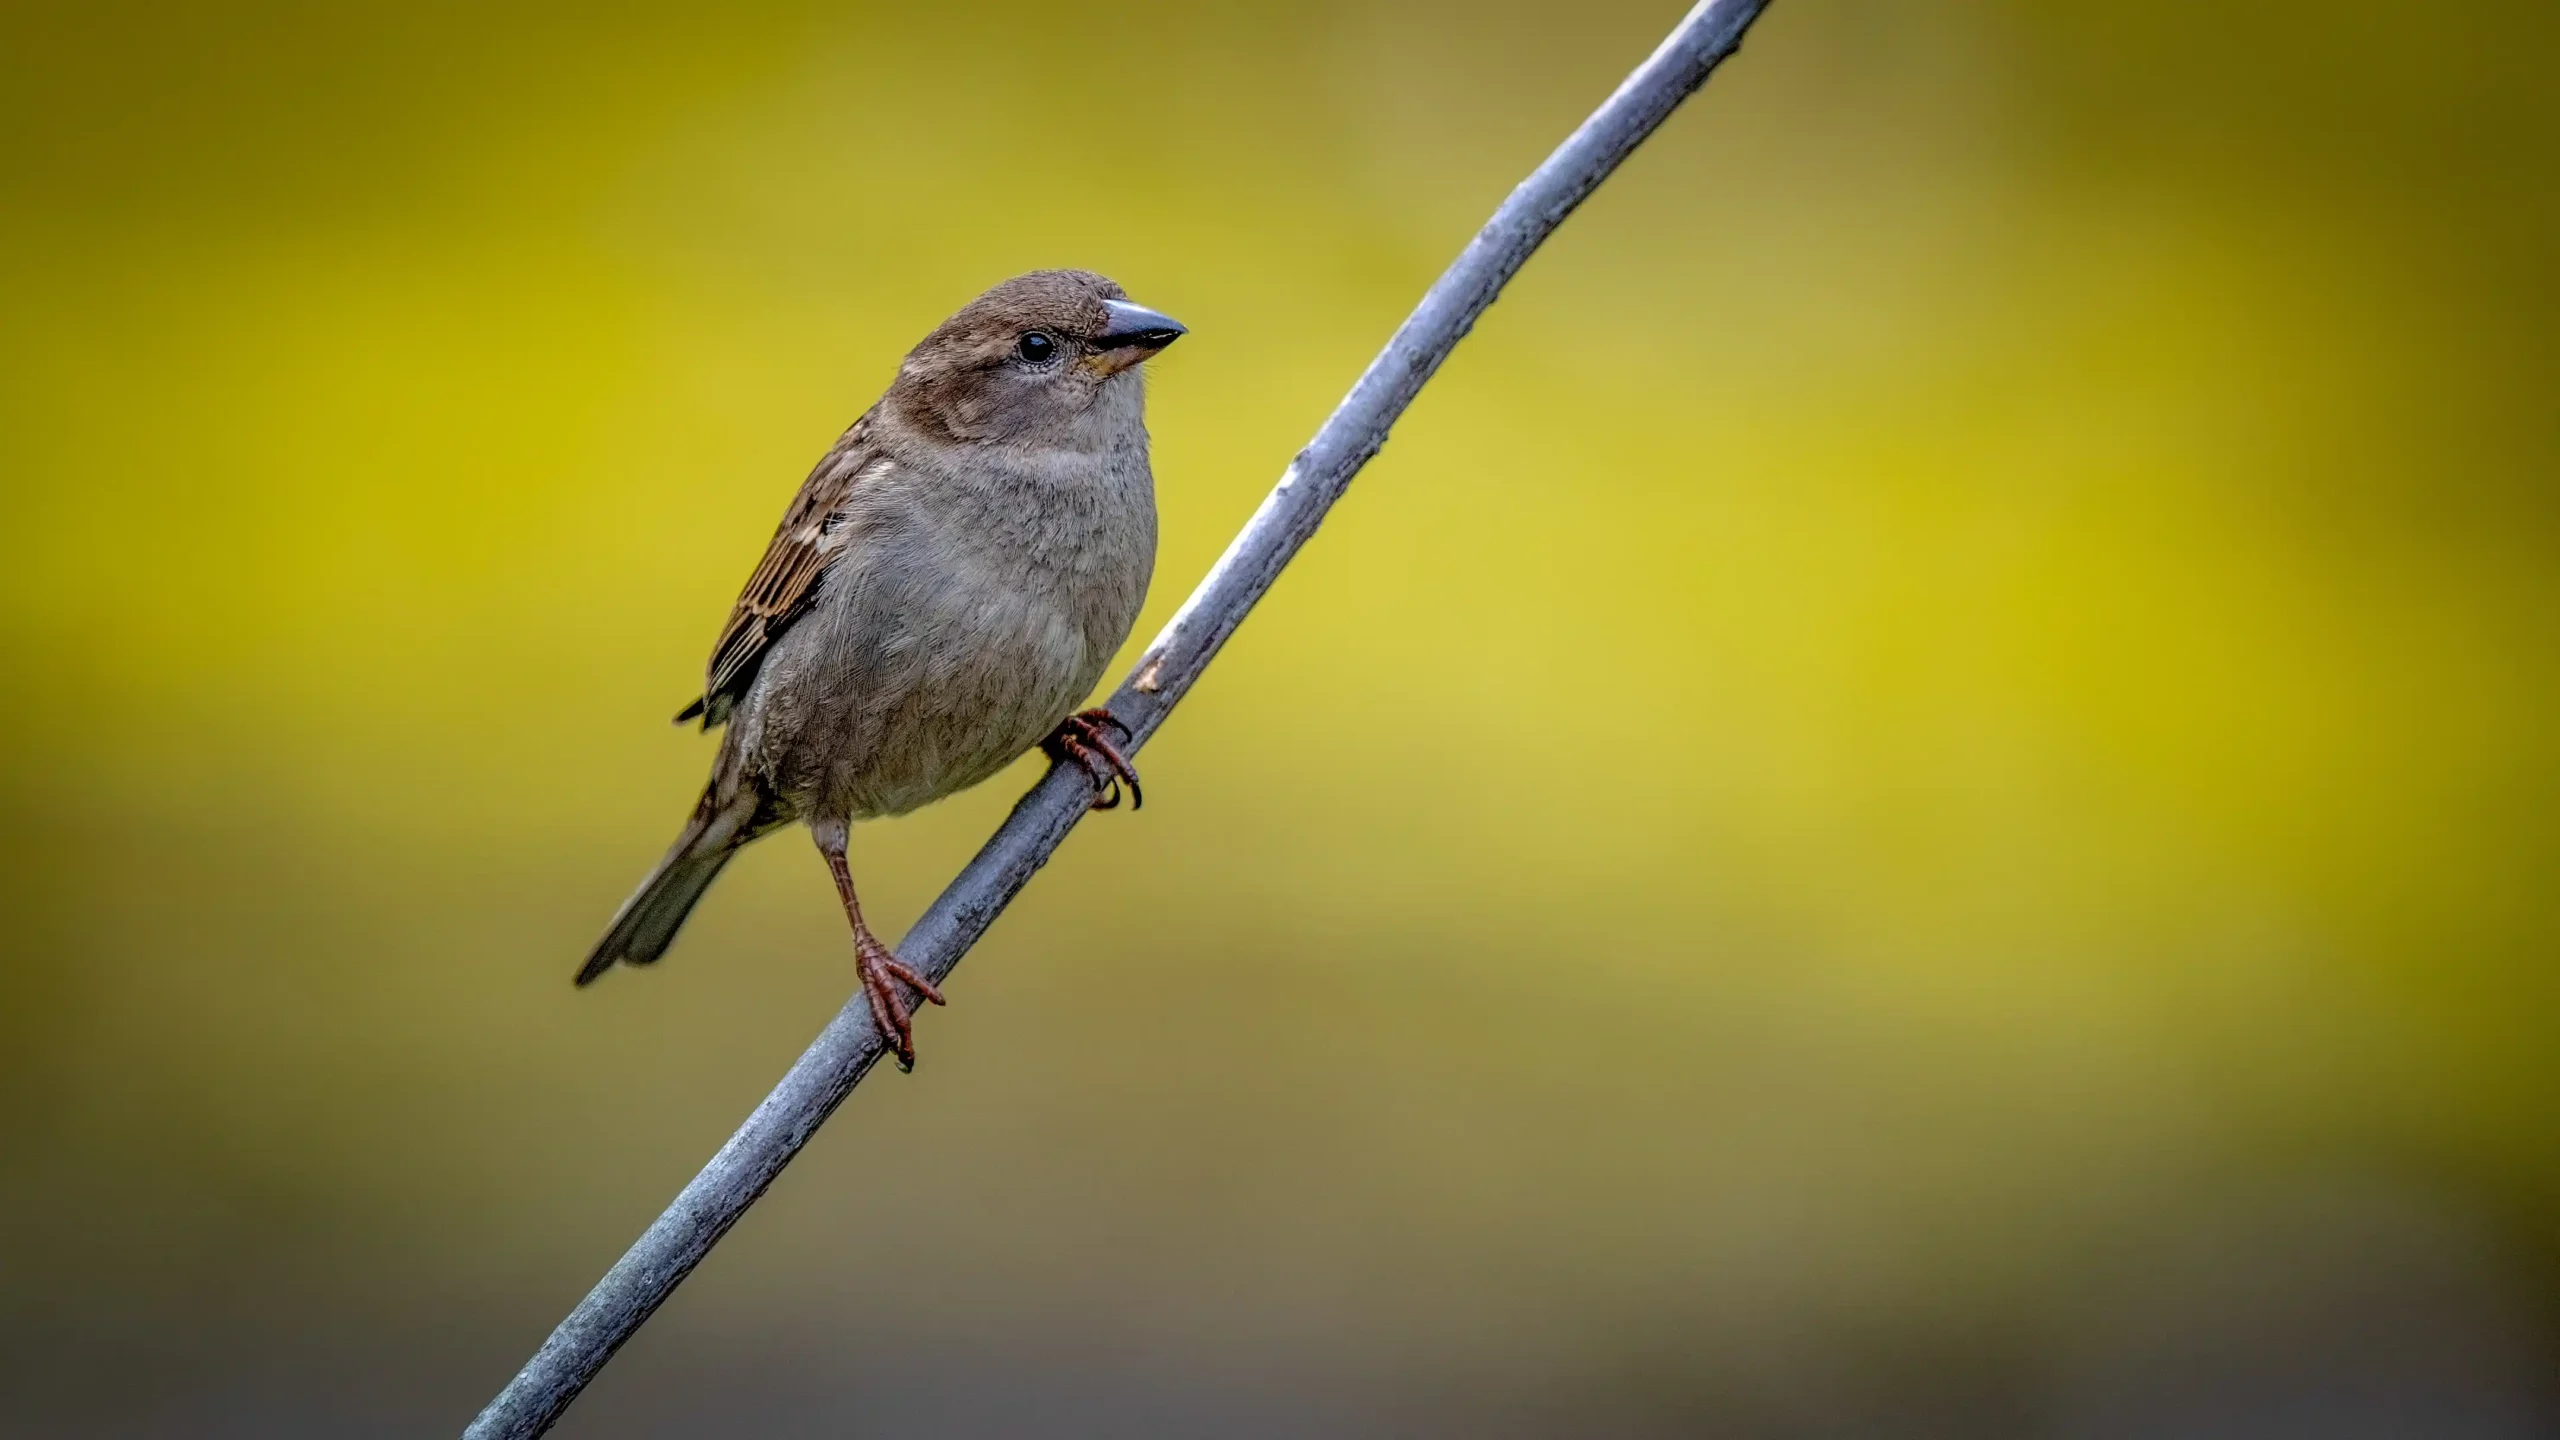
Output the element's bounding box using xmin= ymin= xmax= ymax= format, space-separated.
xmin=464 ymin=3 xmax=1773 ymax=1434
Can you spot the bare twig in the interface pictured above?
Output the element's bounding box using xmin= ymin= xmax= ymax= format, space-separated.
xmin=463 ymin=3 xmax=1773 ymax=1434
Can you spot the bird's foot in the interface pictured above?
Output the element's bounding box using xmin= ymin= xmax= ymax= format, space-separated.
xmin=1046 ymin=708 xmax=1142 ymax=811
xmin=856 ymin=932 xmax=945 ymax=1072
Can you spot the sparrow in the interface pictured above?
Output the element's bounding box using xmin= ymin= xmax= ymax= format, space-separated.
xmin=577 ymin=269 xmax=1184 ymax=1068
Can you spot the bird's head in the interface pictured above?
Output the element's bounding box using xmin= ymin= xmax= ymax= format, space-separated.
xmin=888 ymin=269 xmax=1185 ymax=445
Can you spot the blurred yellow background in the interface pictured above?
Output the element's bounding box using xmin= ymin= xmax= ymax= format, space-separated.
xmin=4 ymin=0 xmax=2555 ymax=1433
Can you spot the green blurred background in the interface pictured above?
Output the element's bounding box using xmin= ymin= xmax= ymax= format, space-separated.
xmin=4 ymin=0 xmax=2556 ymax=1433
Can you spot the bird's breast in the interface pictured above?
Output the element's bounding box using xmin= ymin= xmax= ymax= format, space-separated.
xmin=755 ymin=444 xmax=1155 ymax=818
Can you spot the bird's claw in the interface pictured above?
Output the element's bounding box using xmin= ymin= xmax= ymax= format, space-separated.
xmin=856 ymin=935 xmax=944 ymax=1071
xmin=1046 ymin=708 xmax=1142 ymax=811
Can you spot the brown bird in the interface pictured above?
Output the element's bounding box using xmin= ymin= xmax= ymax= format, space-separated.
xmin=578 ymin=269 xmax=1183 ymax=1068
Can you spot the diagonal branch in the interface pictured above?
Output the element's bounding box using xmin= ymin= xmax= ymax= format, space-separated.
xmin=464 ymin=3 xmax=1773 ymax=1434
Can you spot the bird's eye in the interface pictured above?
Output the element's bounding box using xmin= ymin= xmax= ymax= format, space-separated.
xmin=1015 ymin=331 xmax=1058 ymax=364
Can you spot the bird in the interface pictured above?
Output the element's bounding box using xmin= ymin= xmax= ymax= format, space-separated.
xmin=577 ymin=269 xmax=1184 ymax=1069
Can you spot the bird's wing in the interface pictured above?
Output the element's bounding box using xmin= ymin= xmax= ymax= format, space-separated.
xmin=675 ymin=413 xmax=883 ymax=728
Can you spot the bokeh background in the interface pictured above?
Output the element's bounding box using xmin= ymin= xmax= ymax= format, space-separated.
xmin=4 ymin=0 xmax=2556 ymax=1434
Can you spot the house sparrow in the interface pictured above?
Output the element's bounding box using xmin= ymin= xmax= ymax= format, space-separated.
xmin=577 ymin=269 xmax=1184 ymax=1068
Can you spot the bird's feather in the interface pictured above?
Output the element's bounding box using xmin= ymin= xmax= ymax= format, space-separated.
xmin=677 ymin=413 xmax=885 ymax=728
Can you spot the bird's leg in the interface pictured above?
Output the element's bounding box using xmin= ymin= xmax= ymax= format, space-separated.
xmin=1044 ymin=709 xmax=1142 ymax=811
xmin=811 ymin=821 xmax=944 ymax=1072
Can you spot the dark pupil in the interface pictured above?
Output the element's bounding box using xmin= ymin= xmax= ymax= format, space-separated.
xmin=1017 ymin=331 xmax=1057 ymax=363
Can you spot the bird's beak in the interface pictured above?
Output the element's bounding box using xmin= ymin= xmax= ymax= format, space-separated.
xmin=1086 ymin=298 xmax=1187 ymax=375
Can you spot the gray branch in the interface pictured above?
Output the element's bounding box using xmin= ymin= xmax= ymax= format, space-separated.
xmin=463 ymin=3 xmax=1773 ymax=1434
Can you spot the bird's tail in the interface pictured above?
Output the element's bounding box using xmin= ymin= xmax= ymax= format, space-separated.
xmin=577 ymin=784 xmax=762 ymax=985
